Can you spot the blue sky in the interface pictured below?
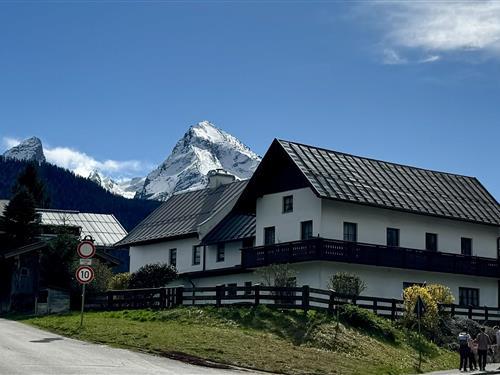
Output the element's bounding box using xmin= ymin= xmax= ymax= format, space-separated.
xmin=1 ymin=1 xmax=499 ymax=199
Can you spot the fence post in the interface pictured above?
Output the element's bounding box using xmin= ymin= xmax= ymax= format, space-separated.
xmin=373 ymin=299 xmax=378 ymax=315
xmin=107 ymin=291 xmax=113 ymax=310
xmin=391 ymin=299 xmax=396 ymax=321
xmin=484 ymin=306 xmax=489 ymax=322
xmin=468 ymin=306 xmax=473 ymax=320
xmin=216 ymin=285 xmax=223 ymax=307
xmin=176 ymin=286 xmax=184 ymax=307
xmin=254 ymin=284 xmax=260 ymax=306
xmin=302 ymin=285 xmax=310 ymax=312
xmin=451 ymin=304 xmax=455 ymax=317
xmin=328 ymin=290 xmax=335 ymax=315
xmin=160 ymin=287 xmax=166 ymax=309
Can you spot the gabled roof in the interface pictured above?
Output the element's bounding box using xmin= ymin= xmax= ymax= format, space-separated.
xmin=276 ymin=139 xmax=499 ymax=226
xmin=202 ymin=213 xmax=255 ymax=245
xmin=116 ymin=180 xmax=248 ymax=247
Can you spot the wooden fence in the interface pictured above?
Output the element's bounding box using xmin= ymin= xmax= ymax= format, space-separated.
xmin=85 ymin=285 xmax=500 ymax=323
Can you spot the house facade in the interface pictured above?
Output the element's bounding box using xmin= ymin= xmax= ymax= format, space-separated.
xmin=118 ymin=140 xmax=500 ymax=307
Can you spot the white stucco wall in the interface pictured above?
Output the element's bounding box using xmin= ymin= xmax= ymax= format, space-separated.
xmin=130 ymin=237 xmax=201 ymax=273
xmin=255 ymin=187 xmax=498 ymax=257
xmin=256 ymin=187 xmax=322 ymax=245
xmin=205 ymin=240 xmax=243 ymax=269
xmin=321 ymin=200 xmax=499 ymax=257
xmin=178 ymin=261 xmax=498 ymax=307
xmin=130 ymin=238 xmax=245 ymax=274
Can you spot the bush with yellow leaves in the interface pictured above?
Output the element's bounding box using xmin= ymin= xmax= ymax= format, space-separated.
xmin=402 ymin=284 xmax=455 ymax=332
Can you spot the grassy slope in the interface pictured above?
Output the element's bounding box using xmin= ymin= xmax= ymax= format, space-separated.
xmin=21 ymin=306 xmax=456 ymax=375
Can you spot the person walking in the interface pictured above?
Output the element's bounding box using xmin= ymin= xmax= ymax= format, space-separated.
xmin=476 ymin=327 xmax=491 ymax=371
xmin=458 ymin=331 xmax=470 ymax=372
xmin=468 ymin=336 xmax=478 ymax=371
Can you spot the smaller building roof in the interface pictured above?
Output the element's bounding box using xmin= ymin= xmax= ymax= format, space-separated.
xmin=116 ymin=180 xmax=248 ymax=247
xmin=0 ymin=200 xmax=8 ymax=217
xmin=202 ymin=213 xmax=255 ymax=245
xmin=39 ymin=209 xmax=127 ymax=247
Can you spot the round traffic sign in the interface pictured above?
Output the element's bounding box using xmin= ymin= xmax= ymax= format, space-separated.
xmin=77 ymin=240 xmax=96 ymax=259
xmin=76 ymin=266 xmax=95 ymax=284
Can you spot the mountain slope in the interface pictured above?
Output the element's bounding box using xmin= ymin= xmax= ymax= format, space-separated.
xmin=88 ymin=170 xmax=145 ymax=199
xmin=3 ymin=137 xmax=46 ymax=163
xmin=0 ymin=157 xmax=159 ymax=231
xmin=138 ymin=121 xmax=261 ymax=200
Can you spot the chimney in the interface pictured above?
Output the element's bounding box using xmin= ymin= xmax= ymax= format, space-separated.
xmin=207 ymin=169 xmax=236 ymax=189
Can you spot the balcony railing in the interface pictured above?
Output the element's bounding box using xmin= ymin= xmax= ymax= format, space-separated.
xmin=241 ymin=238 xmax=500 ymax=278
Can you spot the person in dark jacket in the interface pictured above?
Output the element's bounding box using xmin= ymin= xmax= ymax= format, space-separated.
xmin=458 ymin=331 xmax=471 ymax=371
xmin=476 ymin=327 xmax=491 ymax=371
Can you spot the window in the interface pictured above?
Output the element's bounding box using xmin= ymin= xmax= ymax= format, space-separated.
xmin=343 ymin=222 xmax=357 ymax=242
xmin=192 ymin=245 xmax=201 ymax=265
xmin=283 ymin=195 xmax=293 ymax=213
xmin=244 ymin=281 xmax=252 ymax=296
xmin=301 ymin=220 xmax=313 ymax=240
xmin=461 ymin=238 xmax=472 ymax=256
xmin=216 ymin=243 xmax=225 ymax=262
xmin=169 ymin=248 xmax=177 ymax=267
xmin=264 ymin=226 xmax=276 ymax=245
xmin=459 ymin=287 xmax=479 ymax=307
xmin=425 ymin=233 xmax=438 ymax=251
xmin=226 ymin=283 xmax=237 ymax=297
xmin=387 ymin=228 xmax=400 ymax=247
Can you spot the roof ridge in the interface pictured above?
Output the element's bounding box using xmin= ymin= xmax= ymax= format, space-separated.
xmin=277 ymin=139 xmax=477 ymax=180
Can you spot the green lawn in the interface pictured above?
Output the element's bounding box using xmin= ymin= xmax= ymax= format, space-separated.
xmin=19 ymin=306 xmax=457 ymax=375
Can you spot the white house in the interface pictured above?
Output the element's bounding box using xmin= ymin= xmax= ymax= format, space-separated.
xmin=117 ymin=140 xmax=500 ymax=307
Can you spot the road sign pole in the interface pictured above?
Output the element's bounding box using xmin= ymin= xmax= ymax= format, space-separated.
xmin=80 ymin=283 xmax=86 ymax=328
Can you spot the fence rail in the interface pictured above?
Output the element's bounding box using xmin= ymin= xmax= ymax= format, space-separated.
xmin=85 ymin=285 xmax=500 ymax=323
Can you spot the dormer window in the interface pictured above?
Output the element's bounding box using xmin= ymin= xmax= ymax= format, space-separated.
xmin=283 ymin=195 xmax=293 ymax=213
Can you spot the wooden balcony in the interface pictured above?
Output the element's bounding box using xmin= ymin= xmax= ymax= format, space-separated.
xmin=241 ymin=238 xmax=500 ymax=278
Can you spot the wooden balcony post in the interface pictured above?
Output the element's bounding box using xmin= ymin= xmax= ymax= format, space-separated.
xmin=451 ymin=304 xmax=455 ymax=317
xmin=302 ymin=285 xmax=310 ymax=312
xmin=484 ymin=306 xmax=489 ymax=322
xmin=468 ymin=306 xmax=473 ymax=320
xmin=373 ymin=299 xmax=378 ymax=315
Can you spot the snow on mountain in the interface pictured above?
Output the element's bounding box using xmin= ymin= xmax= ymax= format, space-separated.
xmin=3 ymin=137 xmax=46 ymax=163
xmin=137 ymin=121 xmax=261 ymax=200
xmin=88 ymin=170 xmax=145 ymax=199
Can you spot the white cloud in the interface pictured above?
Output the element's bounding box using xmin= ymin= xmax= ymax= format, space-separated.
xmin=419 ymin=55 xmax=441 ymax=64
xmin=44 ymin=147 xmax=145 ymax=178
xmin=2 ymin=137 xmax=21 ymax=149
xmin=382 ymin=48 xmax=408 ymax=65
xmin=371 ymin=1 xmax=500 ymax=62
xmin=3 ymin=136 xmax=148 ymax=179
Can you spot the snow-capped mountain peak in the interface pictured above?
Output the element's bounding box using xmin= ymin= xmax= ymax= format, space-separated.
xmin=138 ymin=121 xmax=261 ymax=200
xmin=3 ymin=136 xmax=46 ymax=163
xmin=87 ymin=169 xmax=145 ymax=199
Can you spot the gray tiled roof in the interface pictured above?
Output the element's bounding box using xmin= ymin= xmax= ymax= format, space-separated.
xmin=116 ymin=180 xmax=248 ymax=246
xmin=202 ymin=213 xmax=255 ymax=244
xmin=278 ymin=140 xmax=500 ymax=226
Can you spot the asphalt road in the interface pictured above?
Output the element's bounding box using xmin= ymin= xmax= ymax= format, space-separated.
xmin=0 ymin=318 xmax=260 ymax=375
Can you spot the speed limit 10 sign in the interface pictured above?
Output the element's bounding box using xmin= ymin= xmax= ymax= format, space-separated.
xmin=77 ymin=240 xmax=96 ymax=259
xmin=76 ymin=266 xmax=95 ymax=284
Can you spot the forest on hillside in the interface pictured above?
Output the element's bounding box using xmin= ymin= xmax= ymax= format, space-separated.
xmin=0 ymin=157 xmax=160 ymax=231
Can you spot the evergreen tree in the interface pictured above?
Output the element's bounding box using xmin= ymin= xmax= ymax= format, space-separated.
xmin=14 ymin=163 xmax=49 ymax=208
xmin=0 ymin=188 xmax=39 ymax=248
